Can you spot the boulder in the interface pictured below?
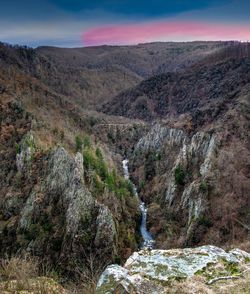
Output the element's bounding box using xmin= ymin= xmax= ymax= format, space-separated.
xmin=96 ymin=245 xmax=250 ymax=294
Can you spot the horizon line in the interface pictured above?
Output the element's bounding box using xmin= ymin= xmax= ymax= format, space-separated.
xmin=1 ymin=39 xmax=248 ymax=50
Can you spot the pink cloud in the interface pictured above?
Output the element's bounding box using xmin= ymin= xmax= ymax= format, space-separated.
xmin=82 ymin=20 xmax=250 ymax=46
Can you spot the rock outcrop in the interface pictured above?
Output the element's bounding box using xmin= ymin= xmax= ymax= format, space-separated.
xmin=0 ymin=104 xmax=138 ymax=277
xmin=18 ymin=147 xmax=95 ymax=235
xmin=94 ymin=204 xmax=117 ymax=249
xmin=16 ymin=133 xmax=36 ymax=173
xmin=96 ymin=245 xmax=250 ymax=294
xmin=13 ymin=142 xmax=122 ymax=266
xmin=129 ymin=105 xmax=249 ymax=249
xmin=132 ymin=123 xmax=218 ymax=246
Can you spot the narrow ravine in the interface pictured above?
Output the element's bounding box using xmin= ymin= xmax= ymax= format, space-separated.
xmin=122 ymin=159 xmax=155 ymax=249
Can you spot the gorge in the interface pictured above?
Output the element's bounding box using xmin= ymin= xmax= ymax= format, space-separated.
xmin=0 ymin=41 xmax=249 ymax=293
xmin=122 ymin=159 xmax=154 ymax=249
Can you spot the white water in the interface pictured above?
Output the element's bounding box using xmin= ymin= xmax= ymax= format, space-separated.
xmin=122 ymin=159 xmax=155 ymax=249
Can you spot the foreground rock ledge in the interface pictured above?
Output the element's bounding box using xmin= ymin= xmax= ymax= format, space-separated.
xmin=96 ymin=245 xmax=250 ymax=294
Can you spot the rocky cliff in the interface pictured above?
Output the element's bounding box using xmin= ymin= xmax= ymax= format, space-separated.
xmin=0 ymin=101 xmax=139 ymax=282
xmin=129 ymin=113 xmax=249 ymax=249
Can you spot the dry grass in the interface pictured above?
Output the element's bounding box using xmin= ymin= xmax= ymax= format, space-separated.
xmin=224 ymin=241 xmax=250 ymax=253
xmin=64 ymin=250 xmax=111 ymax=294
xmin=0 ymin=254 xmax=65 ymax=293
xmin=211 ymin=266 xmax=250 ymax=294
xmin=168 ymin=276 xmax=212 ymax=294
xmin=0 ymin=254 xmax=39 ymax=282
xmin=0 ymin=277 xmax=66 ymax=294
xmin=166 ymin=270 xmax=250 ymax=294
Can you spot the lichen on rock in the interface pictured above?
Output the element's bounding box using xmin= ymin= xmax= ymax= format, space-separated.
xmin=94 ymin=204 xmax=117 ymax=249
xmin=96 ymin=245 xmax=250 ymax=294
xmin=16 ymin=132 xmax=36 ymax=172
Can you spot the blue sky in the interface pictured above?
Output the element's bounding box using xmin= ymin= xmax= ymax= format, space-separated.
xmin=0 ymin=0 xmax=249 ymax=47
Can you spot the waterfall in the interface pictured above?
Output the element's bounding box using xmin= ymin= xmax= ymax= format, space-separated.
xmin=122 ymin=159 xmax=129 ymax=180
xmin=122 ymin=159 xmax=154 ymax=249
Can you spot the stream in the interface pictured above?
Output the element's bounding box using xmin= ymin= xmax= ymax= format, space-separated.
xmin=122 ymin=159 xmax=155 ymax=249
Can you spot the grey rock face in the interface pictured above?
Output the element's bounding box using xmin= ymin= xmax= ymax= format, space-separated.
xmin=135 ymin=124 xmax=185 ymax=152
xmin=17 ymin=145 xmax=120 ymax=259
xmin=19 ymin=191 xmax=37 ymax=229
xmin=19 ymin=147 xmax=95 ymax=235
xmin=96 ymin=245 xmax=250 ymax=294
xmin=94 ymin=204 xmax=117 ymax=249
xmin=45 ymin=148 xmax=94 ymax=235
xmin=165 ymin=130 xmax=217 ymax=227
xmin=133 ymin=124 xmax=218 ymax=242
xmin=16 ymin=132 xmax=35 ymax=172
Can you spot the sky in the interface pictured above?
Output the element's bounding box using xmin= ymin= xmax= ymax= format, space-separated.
xmin=0 ymin=0 xmax=250 ymax=47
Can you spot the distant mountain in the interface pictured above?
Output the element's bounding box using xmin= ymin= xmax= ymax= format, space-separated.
xmin=1 ymin=41 xmax=230 ymax=110
xmin=37 ymin=41 xmax=228 ymax=78
xmin=101 ymin=43 xmax=250 ymax=125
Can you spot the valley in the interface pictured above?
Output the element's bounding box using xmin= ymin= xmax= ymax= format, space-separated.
xmin=0 ymin=40 xmax=249 ymax=293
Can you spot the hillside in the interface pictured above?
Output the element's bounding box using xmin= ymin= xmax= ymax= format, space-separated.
xmin=101 ymin=44 xmax=250 ymax=124
xmin=1 ymin=41 xmax=230 ymax=110
xmin=37 ymin=41 xmax=228 ymax=78
xmin=99 ymin=43 xmax=250 ymax=250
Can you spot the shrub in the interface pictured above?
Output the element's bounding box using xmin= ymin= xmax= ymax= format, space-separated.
xmin=0 ymin=254 xmax=38 ymax=281
xmin=52 ymin=127 xmax=58 ymax=135
xmin=120 ymin=179 xmax=134 ymax=196
xmin=93 ymin=173 xmax=105 ymax=194
xmin=144 ymin=153 xmax=156 ymax=180
xmin=75 ymin=135 xmax=83 ymax=152
xmin=126 ymin=181 xmax=135 ymax=196
xmin=105 ymin=172 xmax=116 ymax=192
xmin=15 ymin=143 xmax=21 ymax=154
xmin=174 ymin=165 xmax=185 ymax=186
xmin=14 ymin=171 xmax=22 ymax=188
xmin=198 ymin=216 xmax=212 ymax=227
xmin=0 ymin=255 xmax=64 ymax=293
xmin=114 ymin=256 xmax=121 ymax=265
xmin=83 ymin=135 xmax=91 ymax=148
xmin=24 ymin=224 xmax=43 ymax=241
xmin=84 ymin=146 xmax=109 ymax=179
xmin=24 ymin=135 xmax=35 ymax=150
xmin=155 ymin=153 xmax=162 ymax=161
xmin=83 ymin=148 xmax=97 ymax=170
xmin=139 ymin=180 xmax=145 ymax=191
xmin=115 ymin=187 xmax=127 ymax=199
xmin=95 ymin=147 xmax=103 ymax=159
xmin=42 ymin=221 xmax=53 ymax=233
xmin=199 ymin=181 xmax=208 ymax=193
xmin=83 ymin=144 xmax=134 ymax=199
xmin=60 ymin=130 xmax=64 ymax=141
xmin=88 ymin=116 xmax=98 ymax=127
xmin=98 ymin=160 xmax=109 ymax=180
xmin=107 ymin=131 xmax=115 ymax=143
